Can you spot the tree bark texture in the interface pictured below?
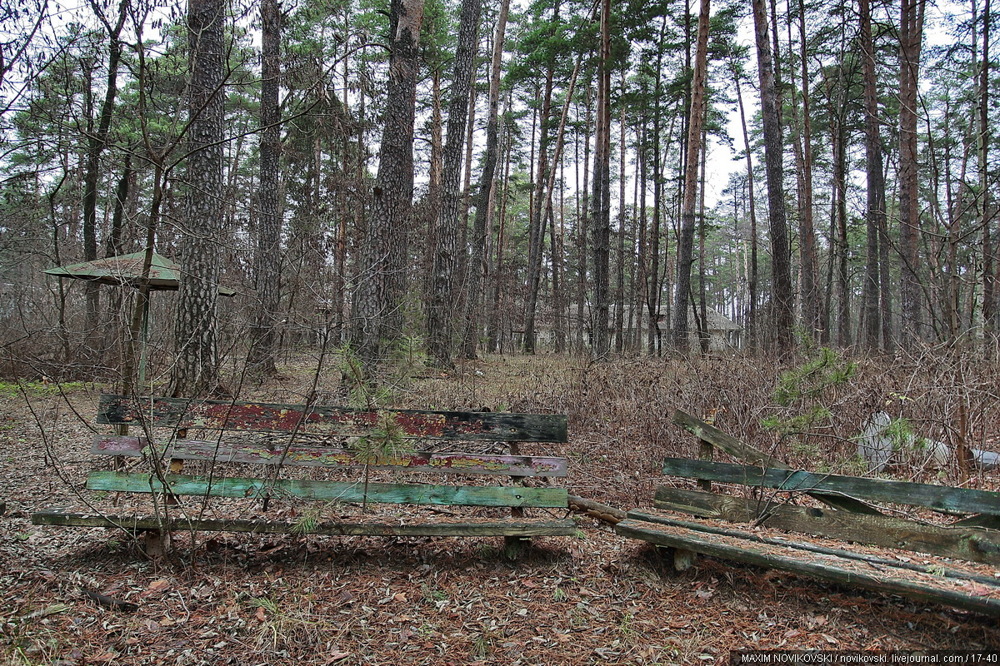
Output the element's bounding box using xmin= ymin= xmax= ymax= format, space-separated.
xmin=351 ymin=0 xmax=424 ymax=373
xmin=795 ymin=0 xmax=819 ymax=341
xmin=248 ymin=0 xmax=282 ymax=375
xmin=732 ymin=65 xmax=758 ymax=351
xmin=979 ymin=0 xmax=995 ymax=334
xmin=462 ymin=0 xmax=509 ymax=360
xmin=752 ymin=0 xmax=794 ymax=352
xmin=172 ymin=0 xmax=226 ymax=397
xmin=860 ymin=0 xmax=886 ymax=350
xmin=523 ymin=65 xmax=554 ymax=354
xmin=898 ymin=0 xmax=926 ymax=343
xmin=672 ymin=0 xmax=710 ymax=353
xmin=427 ymin=0 xmax=481 ymax=368
xmin=589 ymin=0 xmax=612 ymax=359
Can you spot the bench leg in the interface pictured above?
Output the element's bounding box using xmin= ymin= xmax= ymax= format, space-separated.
xmin=504 ymin=536 xmax=529 ymax=560
xmin=142 ymin=529 xmax=168 ymax=558
xmin=658 ymin=545 xmax=696 ymax=573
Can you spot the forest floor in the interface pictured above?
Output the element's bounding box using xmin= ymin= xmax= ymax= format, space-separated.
xmin=2 ymin=352 xmax=999 ymax=665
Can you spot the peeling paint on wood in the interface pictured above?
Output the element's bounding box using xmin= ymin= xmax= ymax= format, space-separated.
xmin=86 ymin=471 xmax=569 ymax=508
xmin=91 ymin=436 xmax=568 ymax=477
xmin=97 ymin=395 xmax=568 ymax=442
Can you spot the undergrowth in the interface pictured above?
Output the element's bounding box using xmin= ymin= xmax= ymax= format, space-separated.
xmin=0 ymin=380 xmax=90 ymax=398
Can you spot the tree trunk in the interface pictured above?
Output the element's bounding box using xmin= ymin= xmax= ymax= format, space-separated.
xmin=898 ymin=0 xmax=926 ymax=343
xmin=427 ymin=0 xmax=481 ymax=368
xmin=732 ymin=65 xmax=759 ymax=352
xmin=248 ymin=0 xmax=282 ymax=376
xmin=978 ymin=0 xmax=995 ymax=336
xmin=462 ymin=0 xmax=509 ymax=359
xmin=576 ymin=94 xmax=591 ymax=353
xmin=81 ymin=0 xmax=129 ymax=340
xmin=832 ymin=116 xmax=851 ymax=347
xmin=615 ymin=98 xmax=627 ymax=353
xmin=171 ymin=0 xmax=227 ymax=397
xmin=860 ymin=0 xmax=885 ymax=350
xmin=589 ymin=0 xmax=612 ymax=359
xmin=751 ymin=0 xmax=794 ymax=352
xmin=672 ymin=0 xmax=710 ymax=353
xmin=646 ymin=18 xmax=668 ymax=355
xmin=350 ymin=0 xmax=425 ymax=374
xmin=523 ymin=62 xmax=555 ymax=354
xmin=794 ymin=0 xmax=819 ymax=341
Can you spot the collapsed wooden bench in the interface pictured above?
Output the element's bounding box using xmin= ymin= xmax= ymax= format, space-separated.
xmin=616 ymin=410 xmax=1000 ymax=617
xmin=33 ymin=394 xmax=575 ymax=555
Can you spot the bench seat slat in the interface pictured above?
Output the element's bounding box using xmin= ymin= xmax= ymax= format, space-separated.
xmin=86 ymin=471 xmax=568 ymax=508
xmin=653 ymin=486 xmax=1000 ymax=565
xmin=97 ymin=395 xmax=568 ymax=443
xmin=92 ymin=436 xmax=568 ymax=477
xmin=31 ymin=509 xmax=578 ymax=537
xmin=662 ymin=457 xmax=1000 ymax=516
xmin=615 ymin=517 xmax=1000 ymax=617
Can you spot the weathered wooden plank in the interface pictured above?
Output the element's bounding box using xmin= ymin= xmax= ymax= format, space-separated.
xmin=31 ymin=509 xmax=578 ymax=537
xmin=673 ymin=410 xmax=783 ymax=468
xmin=661 ymin=458 xmax=1000 ymax=516
xmin=671 ymin=410 xmax=879 ymax=515
xmin=615 ymin=518 xmax=1000 ymax=617
xmin=630 ymin=510 xmax=1000 ymax=588
xmin=97 ymin=395 xmax=568 ymax=443
xmin=86 ymin=471 xmax=569 ymax=508
xmin=91 ymin=436 xmax=568 ymax=477
xmin=653 ymin=486 xmax=1000 ymax=565
xmin=951 ymin=514 xmax=1000 ymax=530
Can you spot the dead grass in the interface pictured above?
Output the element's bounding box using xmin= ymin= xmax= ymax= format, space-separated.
xmin=3 ymin=350 xmax=1000 ymax=665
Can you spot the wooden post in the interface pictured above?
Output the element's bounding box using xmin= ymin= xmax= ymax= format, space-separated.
xmin=504 ymin=440 xmax=527 ymax=560
xmin=696 ymin=409 xmax=717 ymax=491
xmin=145 ymin=427 xmax=185 ymax=558
xmin=166 ymin=428 xmax=186 ymax=505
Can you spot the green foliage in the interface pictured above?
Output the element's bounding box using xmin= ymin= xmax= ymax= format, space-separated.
xmin=0 ymin=381 xmax=88 ymax=398
xmin=764 ymin=349 xmax=855 ymax=455
xmin=387 ymin=334 xmax=429 ymax=374
xmin=338 ymin=344 xmax=392 ymax=409
xmin=773 ymin=347 xmax=856 ymax=407
xmin=291 ymin=506 xmax=324 ymax=535
xmin=350 ymin=411 xmax=411 ymax=465
xmin=881 ymin=416 xmax=934 ymax=453
xmin=761 ymin=405 xmax=832 ymax=435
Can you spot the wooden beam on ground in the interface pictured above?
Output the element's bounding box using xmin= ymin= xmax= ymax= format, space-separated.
xmin=567 ymin=494 xmax=626 ymax=525
xmin=661 ymin=458 xmax=1000 ymax=516
xmin=671 ymin=410 xmax=879 ymax=515
xmin=86 ymin=471 xmax=569 ymax=508
xmin=92 ymin=436 xmax=568 ymax=477
xmin=615 ymin=517 xmax=1000 ymax=617
xmin=31 ymin=509 xmax=578 ymax=537
xmin=97 ymin=395 xmax=568 ymax=442
xmin=653 ymin=486 xmax=1000 ymax=565
xmin=633 ymin=509 xmax=1000 ymax=587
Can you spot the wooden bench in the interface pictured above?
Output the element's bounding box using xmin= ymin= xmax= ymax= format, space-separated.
xmin=616 ymin=410 xmax=1000 ymax=617
xmin=33 ymin=394 xmax=576 ymax=556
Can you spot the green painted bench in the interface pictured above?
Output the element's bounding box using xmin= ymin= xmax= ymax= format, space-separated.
xmin=33 ymin=394 xmax=575 ymax=555
xmin=616 ymin=410 xmax=1000 ymax=617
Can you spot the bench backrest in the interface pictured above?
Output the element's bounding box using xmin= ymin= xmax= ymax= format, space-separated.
xmin=97 ymin=394 xmax=567 ymax=442
xmin=92 ymin=394 xmax=569 ymax=479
